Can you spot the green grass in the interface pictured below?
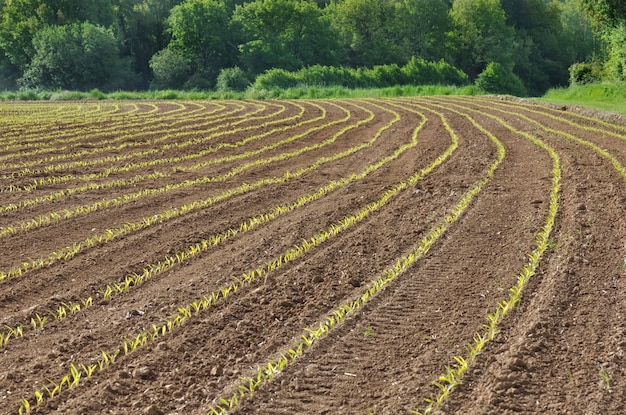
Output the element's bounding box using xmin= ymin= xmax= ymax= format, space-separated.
xmin=538 ymin=82 xmax=626 ymax=116
xmin=0 ymin=84 xmax=484 ymax=101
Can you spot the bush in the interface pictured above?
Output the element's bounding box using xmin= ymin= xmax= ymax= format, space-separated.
xmin=253 ymin=58 xmax=469 ymax=90
xmin=254 ymin=68 xmax=298 ymax=89
xmin=216 ymin=67 xmax=250 ymax=92
xmin=89 ymin=88 xmax=106 ymax=99
xmin=156 ymin=90 xmax=181 ymax=99
xmin=569 ymin=62 xmax=602 ymax=85
xmin=475 ymin=62 xmax=527 ymax=96
xmin=371 ymin=64 xmax=405 ymax=87
xmin=402 ymin=57 xmax=469 ymax=86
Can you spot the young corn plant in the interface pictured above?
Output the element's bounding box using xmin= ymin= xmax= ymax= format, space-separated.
xmin=205 ymin=109 xmax=495 ymax=413
xmin=410 ymin=99 xmax=561 ymax=415
xmin=12 ymin=100 xmax=435 ymax=413
xmin=599 ymin=364 xmax=612 ymax=393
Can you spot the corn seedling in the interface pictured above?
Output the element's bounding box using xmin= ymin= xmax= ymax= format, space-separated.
xmin=409 ymin=99 xmax=561 ymax=414
xmin=599 ymin=364 xmax=612 ymax=393
xmin=206 ymin=105 xmax=501 ymax=413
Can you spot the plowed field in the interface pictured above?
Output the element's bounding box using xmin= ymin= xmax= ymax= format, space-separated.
xmin=0 ymin=97 xmax=624 ymax=415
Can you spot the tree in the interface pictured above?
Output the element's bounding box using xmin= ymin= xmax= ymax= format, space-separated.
xmin=19 ymin=22 xmax=127 ymax=91
xmin=0 ymin=51 xmax=20 ymax=90
xmin=232 ymin=0 xmax=342 ymax=75
xmin=560 ymin=0 xmax=600 ymax=64
xmin=579 ymin=0 xmax=626 ymax=25
xmin=501 ymin=0 xmax=573 ymax=95
xmin=397 ymin=0 xmax=451 ymax=62
xmin=113 ymin=0 xmax=185 ymax=89
xmin=162 ymin=0 xmax=235 ymax=87
xmin=475 ymin=62 xmax=526 ymax=96
xmin=603 ymin=23 xmax=626 ymax=81
xmin=0 ymin=0 xmax=116 ymax=70
xmin=578 ymin=0 xmax=626 ymax=82
xmin=149 ymin=47 xmax=191 ymax=89
xmin=326 ymin=0 xmax=404 ymax=67
xmin=216 ymin=66 xmax=250 ymax=91
xmin=447 ymin=0 xmax=515 ymax=80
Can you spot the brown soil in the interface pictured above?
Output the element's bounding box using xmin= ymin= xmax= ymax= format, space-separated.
xmin=0 ymin=97 xmax=624 ymax=415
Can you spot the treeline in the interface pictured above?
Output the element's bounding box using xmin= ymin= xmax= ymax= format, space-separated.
xmin=0 ymin=0 xmax=617 ymax=96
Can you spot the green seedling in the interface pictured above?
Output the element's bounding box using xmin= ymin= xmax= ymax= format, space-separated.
xmin=362 ymin=326 xmax=377 ymax=337
xmin=599 ymin=364 xmax=612 ymax=393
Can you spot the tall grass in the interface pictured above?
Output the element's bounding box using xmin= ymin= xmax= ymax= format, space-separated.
xmin=539 ymin=82 xmax=626 ymax=115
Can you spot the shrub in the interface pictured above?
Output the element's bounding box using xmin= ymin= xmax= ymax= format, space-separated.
xmin=89 ymin=88 xmax=106 ymax=100
xmin=402 ymin=57 xmax=468 ymax=86
xmin=371 ymin=64 xmax=405 ymax=87
xmin=475 ymin=62 xmax=527 ymax=96
xmin=254 ymin=68 xmax=298 ymax=89
xmin=216 ymin=67 xmax=250 ymax=92
xmin=569 ymin=62 xmax=602 ymax=85
xmin=253 ymin=58 xmax=469 ymax=90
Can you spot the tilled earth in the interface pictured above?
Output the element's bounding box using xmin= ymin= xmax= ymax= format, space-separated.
xmin=0 ymin=97 xmax=624 ymax=415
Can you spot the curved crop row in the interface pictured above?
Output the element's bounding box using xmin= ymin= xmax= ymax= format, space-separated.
xmin=203 ymin=101 xmax=503 ymax=414
xmin=14 ymin=102 xmax=448 ymax=414
xmin=481 ymin=97 xmax=626 ymax=136
xmin=0 ymin=101 xmax=275 ymax=173
xmin=0 ymin=102 xmax=354 ymax=246
xmin=0 ymin=102 xmax=322 ymax=209
xmin=0 ymin=101 xmax=225 ymax=153
xmin=5 ymin=97 xmax=618 ymax=415
xmin=453 ymin=98 xmax=626 ymax=181
xmin=0 ymin=101 xmax=397 ymax=352
xmin=399 ymin=99 xmax=560 ymax=414
xmin=0 ymin=101 xmax=321 ymax=193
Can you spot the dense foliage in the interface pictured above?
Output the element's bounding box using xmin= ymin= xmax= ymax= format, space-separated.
xmin=254 ymin=58 xmax=468 ymax=89
xmin=0 ymin=0 xmax=617 ymax=95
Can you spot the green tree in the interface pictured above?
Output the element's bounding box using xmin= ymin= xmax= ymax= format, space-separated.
xmin=448 ymin=0 xmax=515 ymax=80
xmin=560 ymin=0 xmax=599 ymax=63
xmin=162 ymin=0 xmax=234 ymax=87
xmin=326 ymin=0 xmax=404 ymax=67
xmin=475 ymin=61 xmax=526 ymax=96
xmin=0 ymin=0 xmax=116 ymax=69
xmin=19 ymin=22 xmax=127 ymax=91
xmin=233 ymin=0 xmax=342 ymax=75
xmin=501 ymin=0 xmax=573 ymax=95
xmin=113 ymin=0 xmax=185 ymax=89
xmin=0 ymin=51 xmax=20 ymax=90
xmin=578 ymin=0 xmax=626 ymax=81
xmin=216 ymin=66 xmax=250 ymax=91
xmin=579 ymin=0 xmax=626 ymax=25
xmin=603 ymin=23 xmax=626 ymax=80
xmin=149 ymin=47 xmax=191 ymax=89
xmin=397 ymin=0 xmax=451 ymax=62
